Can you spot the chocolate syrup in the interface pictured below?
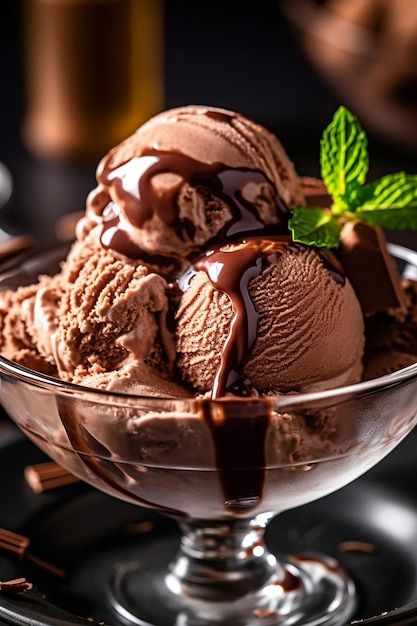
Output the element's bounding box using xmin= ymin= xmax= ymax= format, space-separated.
xmin=99 ymin=203 xmax=145 ymax=259
xmin=95 ymin=149 xmax=289 ymax=257
xmin=183 ymin=238 xmax=346 ymax=512
xmin=182 ymin=238 xmax=296 ymax=398
xmin=181 ymin=239 xmax=346 ymax=399
xmin=99 ymin=202 xmax=183 ymax=275
xmin=317 ymin=249 xmax=346 ymax=287
xmin=200 ymin=398 xmax=271 ymax=512
xmin=199 ymin=109 xmax=236 ymax=124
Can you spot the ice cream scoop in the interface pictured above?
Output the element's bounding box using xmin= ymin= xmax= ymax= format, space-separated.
xmin=176 ymin=239 xmax=365 ymax=396
xmin=78 ymin=106 xmax=304 ymax=268
xmin=1 ymin=104 xmax=392 ymax=400
xmin=0 ymin=276 xmax=60 ymax=375
xmin=53 ymin=237 xmax=176 ymax=384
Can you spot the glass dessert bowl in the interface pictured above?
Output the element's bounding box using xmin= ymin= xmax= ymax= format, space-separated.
xmin=1 ymin=245 xmax=417 ymax=626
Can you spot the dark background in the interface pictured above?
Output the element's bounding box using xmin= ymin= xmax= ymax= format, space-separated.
xmin=0 ymin=0 xmax=416 ymax=248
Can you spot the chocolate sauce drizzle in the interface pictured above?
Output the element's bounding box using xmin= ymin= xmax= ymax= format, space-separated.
xmin=96 ymin=149 xmax=289 ymax=258
xmin=181 ymin=239 xmax=346 ymax=399
xmin=191 ymin=239 xmax=345 ymax=512
xmin=200 ymin=398 xmax=272 ymax=512
xmin=99 ymin=204 xmax=143 ymax=259
xmin=90 ymin=145 xmax=347 ymax=516
xmin=198 ymin=109 xmax=236 ymax=124
xmin=182 ymin=238 xmax=295 ymax=398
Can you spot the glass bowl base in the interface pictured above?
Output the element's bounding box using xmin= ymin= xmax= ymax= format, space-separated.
xmin=108 ymin=534 xmax=356 ymax=626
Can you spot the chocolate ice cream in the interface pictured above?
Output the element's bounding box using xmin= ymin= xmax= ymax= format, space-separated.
xmin=54 ymin=237 xmax=174 ymax=384
xmin=177 ymin=239 xmax=364 ymax=396
xmin=1 ymin=104 xmax=417 ymax=519
xmin=78 ymin=105 xmax=304 ymax=269
xmin=0 ymin=276 xmax=60 ymax=375
xmin=0 ymin=105 xmax=365 ymax=399
xmin=2 ymin=104 xmax=412 ymax=399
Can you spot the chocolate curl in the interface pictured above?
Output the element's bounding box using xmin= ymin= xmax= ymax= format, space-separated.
xmin=338 ymin=540 xmax=376 ymax=555
xmin=0 ymin=528 xmax=65 ymax=578
xmin=339 ymin=221 xmax=408 ymax=316
xmin=25 ymin=461 xmax=79 ymax=494
xmin=0 ymin=578 xmax=33 ymax=594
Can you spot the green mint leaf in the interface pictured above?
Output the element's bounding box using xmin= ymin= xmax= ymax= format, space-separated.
xmin=289 ymin=207 xmax=342 ymax=248
xmin=356 ymin=172 xmax=417 ymax=229
xmin=320 ymin=106 xmax=369 ymax=209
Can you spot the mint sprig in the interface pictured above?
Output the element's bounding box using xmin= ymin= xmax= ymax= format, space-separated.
xmin=320 ymin=105 xmax=368 ymax=212
xmin=356 ymin=173 xmax=417 ymax=229
xmin=289 ymin=207 xmax=341 ymax=248
xmin=289 ymin=106 xmax=417 ymax=248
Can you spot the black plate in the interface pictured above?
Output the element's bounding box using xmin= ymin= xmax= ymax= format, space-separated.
xmin=1 ymin=430 xmax=417 ymax=626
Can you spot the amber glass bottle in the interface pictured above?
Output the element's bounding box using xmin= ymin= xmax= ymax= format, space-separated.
xmin=23 ymin=0 xmax=163 ymax=160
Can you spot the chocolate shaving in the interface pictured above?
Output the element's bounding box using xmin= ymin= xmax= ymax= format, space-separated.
xmin=253 ymin=608 xmax=279 ymax=618
xmin=339 ymin=221 xmax=407 ymax=315
xmin=0 ymin=578 xmax=33 ymax=594
xmin=25 ymin=461 xmax=79 ymax=493
xmin=338 ymin=540 xmax=376 ymax=554
xmin=124 ymin=521 xmax=155 ymax=535
xmin=0 ymin=528 xmax=65 ymax=578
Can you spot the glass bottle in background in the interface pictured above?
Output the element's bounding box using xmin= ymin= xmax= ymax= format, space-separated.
xmin=23 ymin=0 xmax=163 ymax=161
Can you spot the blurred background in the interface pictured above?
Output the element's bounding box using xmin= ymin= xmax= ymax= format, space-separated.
xmin=0 ymin=0 xmax=416 ymax=252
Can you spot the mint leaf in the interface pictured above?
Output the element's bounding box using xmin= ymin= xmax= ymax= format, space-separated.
xmin=320 ymin=106 xmax=368 ymax=209
xmin=356 ymin=172 xmax=417 ymax=229
xmin=289 ymin=207 xmax=342 ymax=248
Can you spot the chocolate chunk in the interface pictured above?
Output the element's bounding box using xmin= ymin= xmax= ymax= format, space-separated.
xmin=300 ymin=178 xmax=407 ymax=315
xmin=339 ymin=221 xmax=407 ymax=315
xmin=0 ymin=578 xmax=33 ymax=594
xmin=24 ymin=461 xmax=79 ymax=493
xmin=338 ymin=541 xmax=376 ymax=555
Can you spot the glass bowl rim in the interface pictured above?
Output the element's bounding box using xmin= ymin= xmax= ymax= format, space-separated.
xmin=0 ymin=243 xmax=416 ymax=411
